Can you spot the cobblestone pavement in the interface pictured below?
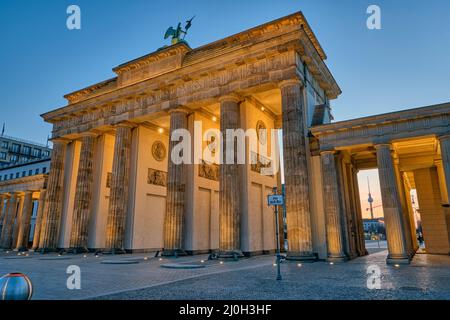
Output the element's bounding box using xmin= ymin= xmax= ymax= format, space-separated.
xmin=0 ymin=249 xmax=449 ymax=300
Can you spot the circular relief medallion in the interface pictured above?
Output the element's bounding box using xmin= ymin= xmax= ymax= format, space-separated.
xmin=152 ymin=141 xmax=166 ymax=162
xmin=256 ymin=120 xmax=267 ymax=145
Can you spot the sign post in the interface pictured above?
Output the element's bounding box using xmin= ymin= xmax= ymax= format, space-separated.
xmin=268 ymin=187 xmax=284 ymax=281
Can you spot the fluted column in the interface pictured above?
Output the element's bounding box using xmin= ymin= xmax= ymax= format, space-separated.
xmin=38 ymin=138 xmax=69 ymax=252
xmin=351 ymin=167 xmax=368 ymax=256
xmin=105 ymin=123 xmax=134 ymax=253
xmin=31 ymin=190 xmax=46 ymax=251
xmin=218 ymin=95 xmax=243 ymax=257
xmin=439 ymin=135 xmax=450 ymax=201
xmin=321 ymin=151 xmax=347 ymax=262
xmin=280 ymin=79 xmax=315 ymax=260
xmin=0 ymin=194 xmax=18 ymax=249
xmin=69 ymin=133 xmax=97 ymax=253
xmin=163 ymin=109 xmax=189 ymax=256
xmin=438 ymin=135 xmax=450 ymax=251
xmin=15 ymin=191 xmax=34 ymax=251
xmin=0 ymin=194 xmax=7 ymax=238
xmin=375 ymin=144 xmax=409 ymax=264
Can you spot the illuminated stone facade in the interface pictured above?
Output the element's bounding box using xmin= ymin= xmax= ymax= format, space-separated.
xmin=2 ymin=12 xmax=447 ymax=264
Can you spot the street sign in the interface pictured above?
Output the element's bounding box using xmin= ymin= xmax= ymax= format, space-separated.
xmin=268 ymin=194 xmax=284 ymax=206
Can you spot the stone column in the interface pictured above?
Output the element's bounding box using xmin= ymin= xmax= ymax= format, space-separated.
xmin=31 ymin=190 xmax=46 ymax=251
xmin=321 ymin=151 xmax=347 ymax=262
xmin=69 ymin=133 xmax=97 ymax=253
xmin=351 ymin=167 xmax=368 ymax=256
xmin=280 ymin=79 xmax=315 ymax=261
xmin=0 ymin=194 xmax=18 ymax=249
xmin=439 ymin=135 xmax=450 ymax=201
xmin=393 ymin=155 xmax=414 ymax=257
xmin=105 ymin=123 xmax=133 ymax=253
xmin=11 ymin=194 xmax=24 ymax=249
xmin=38 ymin=138 xmax=69 ymax=252
xmin=218 ymin=95 xmax=243 ymax=258
xmin=163 ymin=109 xmax=189 ymax=256
xmin=0 ymin=194 xmax=7 ymax=238
xmin=438 ymin=135 xmax=450 ymax=249
xmin=375 ymin=144 xmax=409 ymax=264
xmin=15 ymin=191 xmax=34 ymax=251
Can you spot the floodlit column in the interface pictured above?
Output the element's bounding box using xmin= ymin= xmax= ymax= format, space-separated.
xmin=15 ymin=191 xmax=34 ymax=251
xmin=375 ymin=144 xmax=410 ymax=264
xmin=0 ymin=194 xmax=7 ymax=237
xmin=351 ymin=167 xmax=368 ymax=256
xmin=393 ymin=156 xmax=414 ymax=257
xmin=280 ymin=79 xmax=315 ymax=261
xmin=38 ymin=138 xmax=70 ymax=252
xmin=321 ymin=151 xmax=347 ymax=262
xmin=439 ymin=135 xmax=450 ymax=202
xmin=105 ymin=123 xmax=134 ymax=253
xmin=163 ymin=109 xmax=189 ymax=256
xmin=218 ymin=95 xmax=243 ymax=257
xmin=0 ymin=194 xmax=18 ymax=249
xmin=31 ymin=190 xmax=46 ymax=251
xmin=69 ymin=133 xmax=97 ymax=253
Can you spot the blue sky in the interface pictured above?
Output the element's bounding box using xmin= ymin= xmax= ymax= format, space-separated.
xmin=0 ymin=0 xmax=449 ymax=145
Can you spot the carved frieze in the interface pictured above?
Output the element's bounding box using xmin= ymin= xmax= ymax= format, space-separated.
xmin=250 ymin=152 xmax=273 ymax=176
xmin=198 ymin=160 xmax=219 ymax=181
xmin=147 ymin=168 xmax=167 ymax=187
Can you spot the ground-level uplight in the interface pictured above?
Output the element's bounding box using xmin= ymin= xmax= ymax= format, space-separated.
xmin=394 ymin=264 xmax=400 ymax=268
xmin=297 ymin=263 xmax=302 ymax=267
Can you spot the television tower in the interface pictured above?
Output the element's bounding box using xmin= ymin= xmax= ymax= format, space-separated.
xmin=367 ymin=177 xmax=374 ymax=219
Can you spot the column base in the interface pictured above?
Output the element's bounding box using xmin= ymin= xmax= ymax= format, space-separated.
xmin=286 ymin=252 xmax=317 ymax=262
xmin=327 ymin=255 xmax=348 ymax=263
xmin=102 ymin=248 xmax=127 ymax=255
xmin=38 ymin=248 xmax=59 ymax=254
xmin=217 ymin=250 xmax=244 ymax=260
xmin=161 ymin=249 xmax=187 ymax=257
xmin=15 ymin=247 xmax=29 ymax=253
xmin=67 ymin=247 xmax=89 ymax=254
xmin=386 ymin=255 xmax=410 ymax=265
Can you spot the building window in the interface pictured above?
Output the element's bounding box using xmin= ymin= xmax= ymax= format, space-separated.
xmin=0 ymin=152 xmax=6 ymax=160
xmin=11 ymin=144 xmax=20 ymax=153
xmin=35 ymin=168 xmax=39 ymax=175
xmin=1 ymin=141 xmax=8 ymax=149
xmin=9 ymin=174 xmax=13 ymax=179
xmin=42 ymin=150 xmax=50 ymax=157
xmin=3 ymin=175 xmax=7 ymax=180
xmin=11 ymin=155 xmax=18 ymax=162
xmin=23 ymin=146 xmax=31 ymax=155
xmin=42 ymin=167 xmax=47 ymax=174
xmin=16 ymin=172 xmax=20 ymax=179
xmin=32 ymin=148 xmax=41 ymax=157
xmin=22 ymin=171 xmax=26 ymax=177
xmin=29 ymin=170 xmax=32 ymax=176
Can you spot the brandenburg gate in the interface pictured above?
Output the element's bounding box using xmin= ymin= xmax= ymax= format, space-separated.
xmin=19 ymin=12 xmax=448 ymax=264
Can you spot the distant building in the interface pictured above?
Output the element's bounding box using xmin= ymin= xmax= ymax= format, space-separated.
xmin=0 ymin=136 xmax=51 ymax=250
xmin=363 ymin=218 xmax=385 ymax=234
xmin=0 ymin=135 xmax=52 ymax=168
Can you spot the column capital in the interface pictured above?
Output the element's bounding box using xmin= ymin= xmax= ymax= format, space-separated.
xmin=168 ymin=107 xmax=191 ymax=115
xmin=438 ymin=134 xmax=450 ymax=142
xmin=50 ymin=137 xmax=71 ymax=145
xmin=320 ymin=149 xmax=337 ymax=156
xmin=218 ymin=94 xmax=242 ymax=104
xmin=80 ymin=131 xmax=100 ymax=139
xmin=278 ymin=78 xmax=303 ymax=90
xmin=114 ymin=121 xmax=137 ymax=129
xmin=374 ymin=143 xmax=392 ymax=150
